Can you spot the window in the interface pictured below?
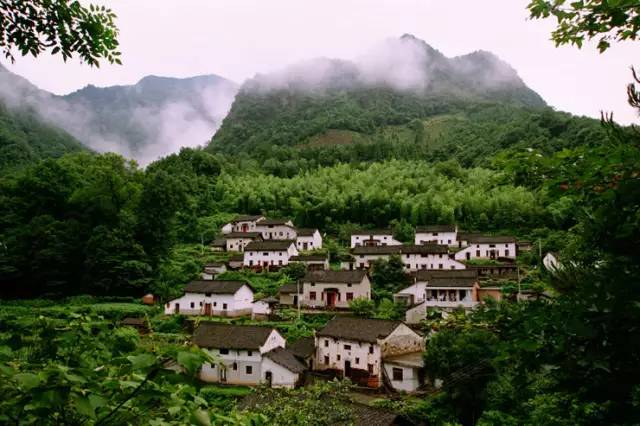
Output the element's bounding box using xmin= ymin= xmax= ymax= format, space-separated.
xmin=392 ymin=367 xmax=404 ymax=381
xmin=249 ymin=260 xmax=253 ymax=266
xmin=220 ymin=349 xmax=229 ymax=355
xmin=199 ymin=302 xmax=203 ymax=306
xmin=310 ymin=292 xmax=316 ymax=300
xmin=214 ymin=302 xmax=217 ymax=307
xmin=367 ymin=364 xmax=374 ymax=374
xmin=448 ymin=239 xmax=451 ymax=244
xmin=232 ymin=362 xmax=237 ymax=370
xmin=476 ymin=250 xmax=480 ymax=257
xmin=210 ymin=363 xmax=215 ymax=369
xmin=247 ymin=350 xmax=252 ymax=356
xmin=190 ymin=302 xmax=195 ymax=308
xmin=246 ymin=366 xmax=252 ymax=374
xmin=355 ymin=357 xmax=360 ymax=365
xmin=324 ymin=356 xmax=330 ymax=365
xmin=279 ymin=232 xmax=283 ymax=236
xmin=311 ymin=282 xmax=315 ymax=286
xmin=439 ymin=264 xmax=443 ymax=269
xmin=344 ymin=344 xmax=351 ymax=350
xmin=337 ymin=354 xmax=341 ymax=361
xmin=223 ymin=303 xmax=227 ymax=310
xmin=369 ymin=345 xmax=374 ymax=354
xmin=432 ymin=232 xmax=438 ymax=236
xmin=347 ymin=283 xmax=352 ymax=287
xmin=263 ymin=252 xmax=268 ymax=256
xmin=324 ymin=339 xmax=329 ymax=347
xmin=205 ymin=293 xmax=211 ymax=297
xmin=346 ymin=292 xmax=354 ymax=301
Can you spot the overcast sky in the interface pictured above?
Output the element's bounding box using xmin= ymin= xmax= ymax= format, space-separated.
xmin=5 ymin=0 xmax=638 ymax=124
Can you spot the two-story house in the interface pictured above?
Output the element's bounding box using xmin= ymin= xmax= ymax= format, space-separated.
xmin=414 ymin=225 xmax=458 ymax=246
xmin=351 ymin=244 xmax=466 ymax=271
xmin=314 ymin=317 xmax=425 ymax=392
xmin=295 ymin=228 xmax=323 ymax=251
xmin=225 ymin=232 xmax=263 ymax=252
xmin=299 ymin=270 xmax=371 ymax=309
xmin=222 ymin=215 xmax=266 ymax=234
xmin=243 ymin=240 xmax=299 ymax=269
xmin=194 ymin=323 xmax=306 ymax=388
xmin=350 ymin=230 xmax=402 ymax=248
xmin=454 ymin=235 xmax=517 ymax=261
xmin=164 ymin=280 xmax=254 ymax=317
xmin=254 ymin=218 xmax=298 ymax=240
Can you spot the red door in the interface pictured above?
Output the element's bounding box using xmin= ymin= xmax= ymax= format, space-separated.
xmin=241 ymin=224 xmax=248 ymax=232
xmin=327 ymin=291 xmax=337 ymax=307
xmin=204 ymin=303 xmax=211 ymax=316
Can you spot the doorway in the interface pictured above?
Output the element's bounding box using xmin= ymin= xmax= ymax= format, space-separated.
xmin=220 ymin=367 xmax=227 ymax=383
xmin=204 ymin=303 xmax=211 ymax=316
xmin=303 ymin=242 xmax=308 ymax=250
xmin=265 ymin=371 xmax=273 ymax=387
xmin=174 ymin=303 xmax=180 ymax=313
xmin=326 ymin=291 xmax=337 ymax=307
xmin=345 ymin=360 xmax=352 ymax=378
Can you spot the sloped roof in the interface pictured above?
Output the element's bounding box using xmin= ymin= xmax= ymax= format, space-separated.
xmin=288 ymin=337 xmax=315 ymax=359
xmin=416 ymin=225 xmax=457 ymax=233
xmin=263 ymin=347 xmax=307 ymax=373
xmin=193 ymin=323 xmax=275 ymax=349
xmin=296 ymin=228 xmax=319 ymax=236
xmin=210 ymin=239 xmax=227 ymax=247
xmin=257 ymin=218 xmax=293 ymax=226
xmin=467 ymin=235 xmax=516 ymax=244
xmin=426 ymin=277 xmax=477 ymax=288
xmin=302 ymin=270 xmax=368 ymax=284
xmin=245 ymin=240 xmax=296 ymax=251
xmin=278 ymin=283 xmax=299 ymax=294
xmin=225 ymin=232 xmax=263 ymax=239
xmin=352 ymin=244 xmax=448 ymax=255
xmin=228 ymin=254 xmax=244 ymax=262
xmin=352 ymin=245 xmax=401 ymax=255
xmin=415 ymin=269 xmax=478 ymax=281
xmin=352 ymin=229 xmax=394 ymax=236
xmin=231 ymin=215 xmax=264 ymax=223
xmin=185 ymin=280 xmax=252 ymax=294
xmin=316 ymin=317 xmax=403 ymax=343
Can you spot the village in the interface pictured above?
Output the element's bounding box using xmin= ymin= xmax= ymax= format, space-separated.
xmin=147 ymin=214 xmax=554 ymax=397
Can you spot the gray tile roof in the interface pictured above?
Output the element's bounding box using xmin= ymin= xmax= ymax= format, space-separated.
xmin=245 ymin=240 xmax=296 ymax=251
xmin=296 ymin=228 xmax=319 ymax=236
xmin=467 ymin=235 xmax=517 ymax=244
xmin=301 ymin=270 xmax=368 ymax=284
xmin=278 ymin=283 xmax=299 ymax=294
xmin=225 ymin=232 xmax=263 ymax=239
xmin=316 ymin=317 xmax=403 ymax=343
xmin=415 ymin=269 xmax=478 ymax=281
xmin=352 ymin=229 xmax=394 ymax=236
xmin=352 ymin=244 xmax=448 ymax=255
xmin=352 ymin=245 xmax=401 ymax=255
xmin=210 ymin=239 xmax=227 ymax=247
xmin=185 ymin=280 xmax=253 ymax=294
xmin=426 ymin=277 xmax=478 ymax=288
xmin=290 ymin=254 xmax=328 ymax=262
xmin=288 ymin=337 xmax=315 ymax=359
xmin=257 ymin=218 xmax=293 ymax=226
xmin=416 ymin=225 xmax=457 ymax=233
xmin=264 ymin=347 xmax=307 ymax=373
xmin=193 ymin=323 xmax=275 ymax=349
xmin=228 ymin=254 xmax=244 ymax=262
xmin=230 ymin=215 xmax=264 ymax=223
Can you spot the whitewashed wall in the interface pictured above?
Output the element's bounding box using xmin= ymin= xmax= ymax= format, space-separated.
xmin=454 ymin=242 xmax=517 ymax=261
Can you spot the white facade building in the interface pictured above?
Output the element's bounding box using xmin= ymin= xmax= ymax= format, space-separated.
xmin=299 ymin=270 xmax=371 ymax=309
xmin=243 ymin=240 xmax=299 ymax=268
xmin=289 ymin=254 xmax=330 ymax=271
xmin=223 ymin=215 xmax=265 ymax=234
xmin=351 ymin=244 xmax=465 ymax=271
xmin=350 ymin=230 xmax=402 ymax=248
xmin=295 ymin=228 xmax=323 ymax=251
xmin=254 ymin=219 xmax=297 ymax=240
xmin=454 ymin=236 xmax=517 ymax=261
xmin=164 ymin=280 xmax=254 ymax=317
xmin=194 ymin=323 xmax=305 ymax=388
xmin=224 ymin=232 xmax=263 ymax=252
xmin=314 ymin=317 xmax=425 ymax=392
xmin=415 ymin=225 xmax=458 ymax=246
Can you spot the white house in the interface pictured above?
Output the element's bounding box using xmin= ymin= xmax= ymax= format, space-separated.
xmin=289 ymin=254 xmax=330 ymax=271
xmin=454 ymin=235 xmax=517 ymax=261
xmin=415 ymin=225 xmax=458 ymax=246
xmin=243 ymin=240 xmax=299 ymax=269
xmin=223 ymin=215 xmax=266 ymax=234
xmin=194 ymin=323 xmax=306 ymax=388
xmin=351 ymin=244 xmax=465 ymax=271
xmin=210 ymin=239 xmax=226 ymax=252
xmin=299 ymin=270 xmax=371 ymax=309
xmin=254 ymin=218 xmax=298 ymax=240
xmin=314 ymin=317 xmax=425 ymax=392
xmin=350 ymin=230 xmax=402 ymax=248
xmin=295 ymin=228 xmax=323 ymax=251
xmin=395 ymin=269 xmax=480 ymax=306
xmin=201 ymin=262 xmax=226 ymax=280
xmin=225 ymin=232 xmax=263 ymax=252
xmin=164 ymin=280 xmax=254 ymax=317
xmin=277 ymin=283 xmax=299 ymax=306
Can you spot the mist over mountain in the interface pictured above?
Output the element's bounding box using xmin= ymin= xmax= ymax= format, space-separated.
xmin=209 ymin=35 xmax=546 ymax=154
xmin=0 ymin=65 xmax=238 ymax=166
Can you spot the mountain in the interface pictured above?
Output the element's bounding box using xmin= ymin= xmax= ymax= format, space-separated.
xmin=0 ymin=64 xmax=238 ymax=166
xmin=208 ymin=35 xmax=555 ymax=160
xmin=0 ymin=65 xmax=86 ymax=171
